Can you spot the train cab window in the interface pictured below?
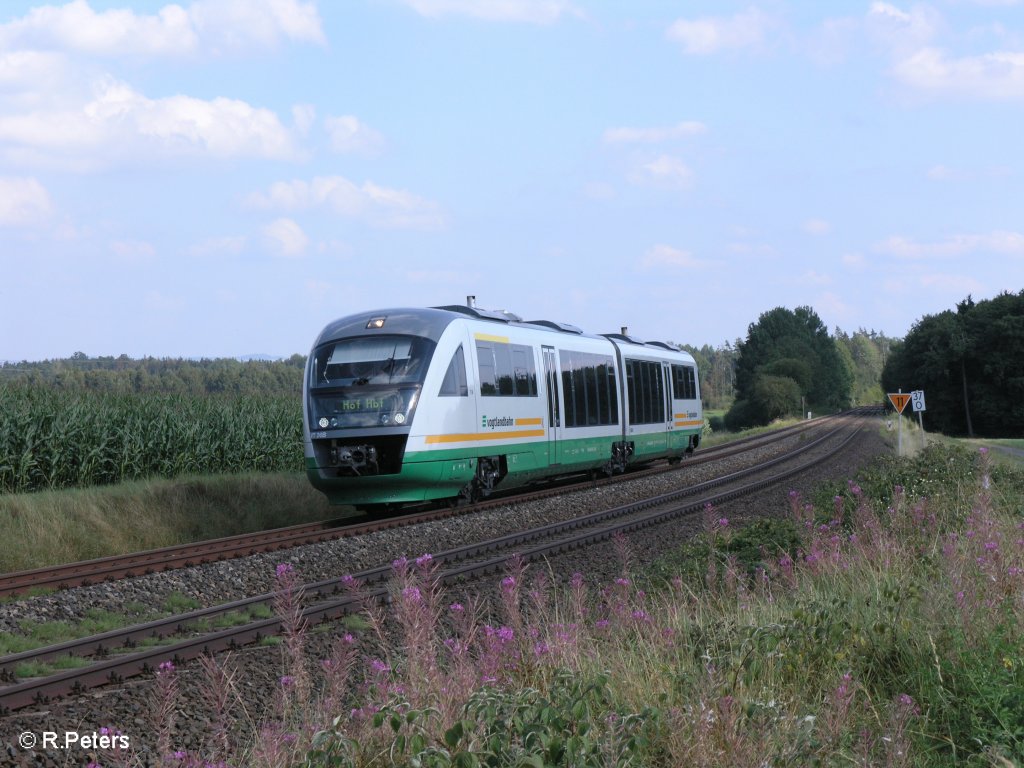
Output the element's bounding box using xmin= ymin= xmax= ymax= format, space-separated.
xmin=671 ymin=364 xmax=697 ymax=400
xmin=313 ymin=335 xmax=434 ymax=387
xmin=476 ymin=340 xmax=537 ymax=397
xmin=439 ymin=345 xmax=468 ymax=397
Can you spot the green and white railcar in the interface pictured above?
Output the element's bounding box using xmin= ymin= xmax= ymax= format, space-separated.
xmin=303 ymin=301 xmax=702 ymax=508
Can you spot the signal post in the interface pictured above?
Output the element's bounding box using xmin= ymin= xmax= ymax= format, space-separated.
xmin=888 ymin=390 xmax=911 ymax=455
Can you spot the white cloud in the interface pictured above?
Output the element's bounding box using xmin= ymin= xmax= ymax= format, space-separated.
xmin=0 ymin=77 xmax=299 ymax=169
xmin=325 ymin=115 xmax=385 ymax=154
xmin=247 ymin=175 xmax=446 ymax=230
xmin=891 ymin=47 xmax=1024 ymax=100
xmin=641 ymin=244 xmax=714 ymax=270
xmin=866 ymin=2 xmax=940 ymax=49
xmin=110 ymin=239 xmax=156 ymax=263
xmin=919 ymin=273 xmax=985 ymax=293
xmin=875 ymin=231 xmax=1024 ymax=258
xmin=399 ymin=0 xmax=581 ymax=24
xmin=927 ymin=164 xmax=1011 ymax=181
xmin=803 ymin=218 xmax=831 ymax=235
xmin=842 ymin=252 xmax=867 ymax=269
xmin=602 ymin=121 xmax=707 ymax=144
xmin=629 ymin=155 xmax=693 ymax=189
xmin=292 ymin=104 xmax=316 ymax=136
xmin=263 ymin=217 xmax=309 ymax=258
xmin=801 ymin=270 xmax=834 ymax=285
xmin=0 ymin=0 xmax=324 ymax=58
xmin=666 ymin=8 xmax=774 ymax=55
xmin=0 ymin=176 xmax=53 ymax=226
xmin=189 ymin=235 xmax=247 ymax=257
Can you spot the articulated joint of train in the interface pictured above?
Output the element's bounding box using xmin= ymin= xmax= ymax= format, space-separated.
xmin=605 ymin=440 xmax=635 ymax=475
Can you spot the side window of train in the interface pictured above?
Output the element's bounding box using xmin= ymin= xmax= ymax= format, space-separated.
xmin=671 ymin=364 xmax=697 ymax=400
xmin=626 ymin=359 xmax=666 ymax=424
xmin=560 ymin=351 xmax=618 ymax=427
xmin=439 ymin=345 xmax=469 ymax=397
xmin=476 ymin=340 xmax=537 ymax=397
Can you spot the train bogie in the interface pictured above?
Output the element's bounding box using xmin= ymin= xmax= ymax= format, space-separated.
xmin=303 ymin=302 xmax=702 ymax=508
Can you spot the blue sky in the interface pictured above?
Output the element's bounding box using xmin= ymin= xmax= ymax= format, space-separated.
xmin=2 ymin=0 xmax=1023 ymax=361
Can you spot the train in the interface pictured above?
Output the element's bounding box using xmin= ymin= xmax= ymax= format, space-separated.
xmin=302 ymin=298 xmax=702 ymax=509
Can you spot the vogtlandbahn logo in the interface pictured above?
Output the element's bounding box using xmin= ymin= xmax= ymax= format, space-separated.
xmin=482 ymin=415 xmax=514 ymax=429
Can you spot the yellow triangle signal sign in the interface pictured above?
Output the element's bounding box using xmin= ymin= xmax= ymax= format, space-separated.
xmin=888 ymin=393 xmax=911 ymax=413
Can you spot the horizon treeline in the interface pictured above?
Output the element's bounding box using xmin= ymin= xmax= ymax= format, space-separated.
xmin=0 ymin=353 xmax=306 ymax=397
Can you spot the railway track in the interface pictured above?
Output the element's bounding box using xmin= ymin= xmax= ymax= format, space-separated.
xmin=0 ymin=410 xmax=874 ymax=715
xmin=0 ymin=415 xmax=831 ymax=598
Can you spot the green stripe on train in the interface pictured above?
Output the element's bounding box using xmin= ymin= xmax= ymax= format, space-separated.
xmin=307 ymin=429 xmax=700 ymax=505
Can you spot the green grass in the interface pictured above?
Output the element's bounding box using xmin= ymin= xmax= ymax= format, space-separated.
xmin=0 ymin=471 xmax=338 ymax=573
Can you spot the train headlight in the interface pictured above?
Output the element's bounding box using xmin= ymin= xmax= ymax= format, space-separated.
xmin=318 ymin=417 xmax=329 ymax=428
xmin=394 ymin=413 xmax=405 ymax=424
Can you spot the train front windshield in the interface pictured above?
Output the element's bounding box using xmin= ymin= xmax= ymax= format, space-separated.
xmin=308 ymin=335 xmax=435 ymax=430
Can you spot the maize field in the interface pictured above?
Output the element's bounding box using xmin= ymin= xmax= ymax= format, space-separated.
xmin=0 ymin=384 xmax=304 ymax=494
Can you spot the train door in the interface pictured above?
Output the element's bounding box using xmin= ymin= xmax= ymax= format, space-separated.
xmin=542 ymin=345 xmax=561 ymax=466
xmin=663 ymin=362 xmax=674 ymax=439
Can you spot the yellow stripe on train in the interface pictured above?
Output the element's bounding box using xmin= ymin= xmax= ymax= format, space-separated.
xmin=425 ymin=429 xmax=546 ymax=445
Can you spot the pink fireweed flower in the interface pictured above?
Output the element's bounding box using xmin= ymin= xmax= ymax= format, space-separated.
xmin=449 ymin=602 xmax=464 ymax=613
xmin=401 ymin=585 xmax=422 ymax=602
xmin=369 ymin=658 xmax=389 ymax=675
xmin=615 ymin=577 xmax=630 ymax=587
xmin=497 ymin=626 xmax=514 ymax=643
xmin=717 ymin=518 xmax=729 ymax=528
xmin=280 ymin=675 xmax=295 ymax=687
xmin=391 ymin=556 xmax=408 ymax=571
xmin=158 ymin=660 xmax=174 ymax=674
xmin=501 ymin=576 xmax=516 ymax=591
xmin=275 ymin=562 xmax=293 ymax=577
xmin=415 ymin=553 xmax=433 ymax=568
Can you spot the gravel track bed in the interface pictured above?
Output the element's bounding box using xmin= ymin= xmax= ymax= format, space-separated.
xmin=2 ymin=419 xmax=888 ymax=766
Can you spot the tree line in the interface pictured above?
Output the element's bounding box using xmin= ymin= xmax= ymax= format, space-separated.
xmin=882 ymin=291 xmax=1024 ymax=438
xmin=0 ymin=353 xmax=306 ymax=397
xmin=719 ymin=306 xmax=894 ymax=430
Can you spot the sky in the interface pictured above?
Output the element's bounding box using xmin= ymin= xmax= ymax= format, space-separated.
xmin=1 ymin=0 xmax=1023 ymax=361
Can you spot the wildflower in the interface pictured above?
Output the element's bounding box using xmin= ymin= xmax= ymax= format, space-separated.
xmin=498 ymin=626 xmax=514 ymax=643
xmin=158 ymin=660 xmax=175 ymax=674
xmin=534 ymin=641 xmax=549 ymax=657
xmin=401 ymin=585 xmax=422 ymax=603
xmin=717 ymin=517 xmax=729 ymax=528
xmin=275 ymin=562 xmax=293 ymax=578
xmin=415 ymin=553 xmax=433 ymax=568
xmin=369 ymin=658 xmax=389 ymax=674
xmin=340 ymin=574 xmax=355 ymax=587
xmin=280 ymin=675 xmax=295 ymax=687
xmin=392 ymin=556 xmax=408 ymax=571
xmin=449 ymin=602 xmax=464 ymax=613
xmin=501 ymin=575 xmax=516 ymax=591
xmin=615 ymin=577 xmax=630 ymax=587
